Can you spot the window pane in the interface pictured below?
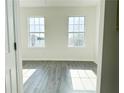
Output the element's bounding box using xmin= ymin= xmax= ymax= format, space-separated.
xmin=39 ymin=33 xmax=45 ymax=40
xmin=29 ymin=18 xmax=34 ymax=24
xmin=69 ymin=17 xmax=74 ymax=24
xmin=74 ymin=33 xmax=83 ymax=47
xmin=78 ymin=33 xmax=84 ymax=46
xmin=30 ymin=24 xmax=35 ymax=32
xmin=35 ymin=25 xmax=40 ymax=32
xmin=69 ymin=25 xmax=73 ymax=32
xmin=40 ymin=25 xmax=44 ymax=32
xmin=74 ymin=17 xmax=80 ymax=24
xmin=68 ymin=33 xmax=74 ymax=47
xmin=73 ymin=33 xmax=82 ymax=47
xmin=74 ymin=25 xmax=79 ymax=32
xmin=29 ymin=33 xmax=38 ymax=47
xmin=80 ymin=17 xmax=85 ymax=24
xmin=29 ymin=33 xmax=45 ymax=47
xmin=69 ymin=33 xmax=84 ymax=47
xmin=35 ymin=18 xmax=40 ymax=24
xmin=39 ymin=33 xmax=45 ymax=47
xmin=79 ymin=25 xmax=85 ymax=32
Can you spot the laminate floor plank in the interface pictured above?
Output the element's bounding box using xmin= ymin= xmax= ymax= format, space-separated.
xmin=23 ymin=61 xmax=97 ymax=93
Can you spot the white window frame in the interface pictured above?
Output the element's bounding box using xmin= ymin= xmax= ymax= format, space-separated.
xmin=68 ymin=16 xmax=86 ymax=48
xmin=28 ymin=16 xmax=45 ymax=48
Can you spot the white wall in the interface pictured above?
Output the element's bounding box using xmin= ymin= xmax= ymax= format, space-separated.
xmin=20 ymin=7 xmax=97 ymax=61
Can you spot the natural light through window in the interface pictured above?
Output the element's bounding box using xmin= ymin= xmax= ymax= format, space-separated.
xmin=68 ymin=17 xmax=85 ymax=47
xmin=29 ymin=17 xmax=45 ymax=48
xmin=70 ymin=69 xmax=97 ymax=91
xmin=23 ymin=69 xmax=36 ymax=84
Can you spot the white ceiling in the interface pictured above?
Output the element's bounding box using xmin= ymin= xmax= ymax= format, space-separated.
xmin=20 ymin=0 xmax=100 ymax=7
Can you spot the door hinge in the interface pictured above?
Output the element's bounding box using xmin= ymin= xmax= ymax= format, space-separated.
xmin=14 ymin=42 xmax=17 ymax=51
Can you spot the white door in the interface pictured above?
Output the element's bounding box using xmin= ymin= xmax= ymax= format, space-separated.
xmin=5 ymin=0 xmax=18 ymax=93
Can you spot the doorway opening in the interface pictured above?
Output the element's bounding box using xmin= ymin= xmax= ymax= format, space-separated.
xmin=17 ymin=0 xmax=105 ymax=93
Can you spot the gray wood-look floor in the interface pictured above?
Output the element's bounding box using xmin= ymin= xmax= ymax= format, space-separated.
xmin=23 ymin=61 xmax=97 ymax=93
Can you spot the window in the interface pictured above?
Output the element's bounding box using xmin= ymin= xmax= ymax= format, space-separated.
xmin=29 ymin=17 xmax=45 ymax=47
xmin=70 ymin=69 xmax=97 ymax=91
xmin=68 ymin=17 xmax=85 ymax=47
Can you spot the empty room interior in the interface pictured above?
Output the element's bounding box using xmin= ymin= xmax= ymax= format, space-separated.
xmin=19 ymin=0 xmax=102 ymax=93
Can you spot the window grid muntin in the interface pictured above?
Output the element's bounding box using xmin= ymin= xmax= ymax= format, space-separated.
xmin=68 ymin=16 xmax=85 ymax=47
xmin=29 ymin=17 xmax=45 ymax=48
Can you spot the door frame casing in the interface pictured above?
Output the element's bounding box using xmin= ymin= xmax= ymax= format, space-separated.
xmin=5 ymin=0 xmax=21 ymax=93
xmin=12 ymin=0 xmax=23 ymax=93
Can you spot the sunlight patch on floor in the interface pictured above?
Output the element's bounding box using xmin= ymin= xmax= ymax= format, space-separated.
xmin=23 ymin=69 xmax=36 ymax=84
xmin=70 ymin=69 xmax=97 ymax=91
